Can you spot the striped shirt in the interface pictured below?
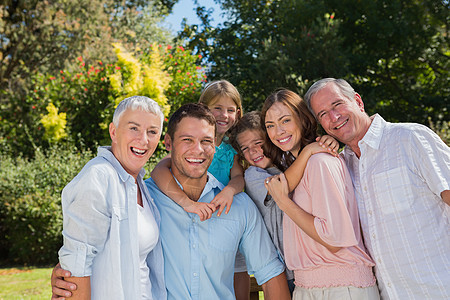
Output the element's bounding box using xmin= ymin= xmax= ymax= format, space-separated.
xmin=342 ymin=114 xmax=450 ymax=299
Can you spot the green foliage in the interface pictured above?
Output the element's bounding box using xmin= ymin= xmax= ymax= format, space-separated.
xmin=0 ymin=0 xmax=172 ymax=100
xmin=429 ymin=119 xmax=449 ymax=146
xmin=0 ymin=0 xmax=174 ymax=158
xmin=3 ymin=192 xmax=63 ymax=265
xmin=331 ymin=0 xmax=449 ymax=123
xmin=1 ymin=42 xmax=206 ymax=157
xmin=3 ymin=58 xmax=116 ymax=155
xmin=181 ymin=1 xmax=348 ymax=110
xmin=182 ymin=0 xmax=448 ymax=125
xmin=40 ymin=103 xmax=68 ymax=143
xmin=158 ymin=44 xmax=206 ymax=114
xmin=110 ymin=43 xmax=172 ymax=114
xmin=0 ymin=146 xmax=94 ymax=265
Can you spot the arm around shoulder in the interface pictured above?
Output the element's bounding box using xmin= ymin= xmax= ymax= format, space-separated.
xmin=151 ymin=156 xmax=195 ymax=208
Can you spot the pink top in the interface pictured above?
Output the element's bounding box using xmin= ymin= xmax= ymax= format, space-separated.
xmin=283 ymin=153 xmax=376 ymax=289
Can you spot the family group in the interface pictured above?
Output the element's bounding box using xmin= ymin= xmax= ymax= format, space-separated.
xmin=51 ymin=78 xmax=449 ymax=300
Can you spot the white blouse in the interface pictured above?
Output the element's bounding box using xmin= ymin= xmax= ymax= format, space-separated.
xmin=137 ymin=196 xmax=159 ymax=300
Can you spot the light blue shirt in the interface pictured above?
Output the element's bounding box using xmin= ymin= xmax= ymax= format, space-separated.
xmin=59 ymin=146 xmax=166 ymax=300
xmin=145 ymin=173 xmax=284 ymax=300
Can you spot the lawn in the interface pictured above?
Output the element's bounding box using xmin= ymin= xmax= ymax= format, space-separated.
xmin=0 ymin=267 xmax=52 ymax=299
xmin=0 ymin=267 xmax=265 ymax=299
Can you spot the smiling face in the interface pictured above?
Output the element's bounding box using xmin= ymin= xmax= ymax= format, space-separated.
xmin=208 ymin=96 xmax=239 ymax=136
xmin=165 ymin=116 xmax=216 ymax=182
xmin=110 ymin=109 xmax=162 ymax=179
xmin=236 ymin=129 xmax=272 ymax=169
xmin=310 ymin=82 xmax=371 ymax=149
xmin=264 ymin=102 xmax=302 ymax=157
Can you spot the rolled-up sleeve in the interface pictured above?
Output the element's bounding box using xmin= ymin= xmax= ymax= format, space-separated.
xmin=58 ymin=166 xmax=112 ymax=277
xmin=238 ymin=193 xmax=284 ymax=285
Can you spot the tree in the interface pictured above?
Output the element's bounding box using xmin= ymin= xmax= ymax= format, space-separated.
xmin=329 ymin=0 xmax=449 ymax=123
xmin=181 ymin=0 xmax=448 ymax=123
xmin=0 ymin=0 xmax=179 ymax=156
xmin=0 ymin=0 xmax=173 ymax=108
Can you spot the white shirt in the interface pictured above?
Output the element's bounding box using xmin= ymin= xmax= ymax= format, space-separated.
xmin=137 ymin=199 xmax=159 ymax=300
xmin=342 ymin=114 xmax=450 ymax=300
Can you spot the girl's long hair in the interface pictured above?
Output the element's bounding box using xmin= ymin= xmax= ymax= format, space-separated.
xmin=199 ymin=80 xmax=244 ymax=138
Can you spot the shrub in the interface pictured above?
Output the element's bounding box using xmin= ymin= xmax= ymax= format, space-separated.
xmin=0 ymin=146 xmax=94 ymax=265
xmin=0 ymin=43 xmax=206 ymax=159
xmin=0 ymin=144 xmax=162 ymax=266
xmin=159 ymin=44 xmax=206 ymax=115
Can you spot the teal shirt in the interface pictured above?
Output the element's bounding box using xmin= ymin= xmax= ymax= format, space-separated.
xmin=208 ymin=138 xmax=237 ymax=186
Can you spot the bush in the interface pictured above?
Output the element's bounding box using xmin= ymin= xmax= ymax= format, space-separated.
xmin=0 ymin=43 xmax=207 ymax=159
xmin=0 ymin=144 xmax=162 ymax=266
xmin=0 ymin=146 xmax=94 ymax=265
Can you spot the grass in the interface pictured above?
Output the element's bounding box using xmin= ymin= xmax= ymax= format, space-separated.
xmin=0 ymin=267 xmax=265 ymax=299
xmin=0 ymin=267 xmax=52 ymax=300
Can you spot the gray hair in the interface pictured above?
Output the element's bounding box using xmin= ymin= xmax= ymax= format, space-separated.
xmin=113 ymin=96 xmax=164 ymax=128
xmin=304 ymin=78 xmax=356 ymax=116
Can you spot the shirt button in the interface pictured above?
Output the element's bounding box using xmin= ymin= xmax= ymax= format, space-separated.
xmin=364 ymin=186 xmax=367 ymax=192
xmin=368 ymin=210 xmax=372 ymax=215
xmin=193 ymin=244 xmax=196 ymax=249
xmin=387 ymin=282 xmax=392 ymax=288
xmin=193 ymin=273 xmax=198 ymax=277
xmin=372 ymin=233 xmax=376 ymax=239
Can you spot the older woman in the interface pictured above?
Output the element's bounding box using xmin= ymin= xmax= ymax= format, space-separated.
xmin=57 ymin=96 xmax=166 ymax=299
xmin=262 ymin=89 xmax=379 ymax=300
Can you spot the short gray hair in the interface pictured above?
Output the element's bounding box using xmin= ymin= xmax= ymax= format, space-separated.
xmin=113 ymin=96 xmax=164 ymax=128
xmin=304 ymin=78 xmax=356 ymax=116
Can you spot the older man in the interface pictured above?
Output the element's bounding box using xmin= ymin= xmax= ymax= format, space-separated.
xmin=304 ymin=78 xmax=450 ymax=300
xmin=52 ymin=103 xmax=289 ymax=300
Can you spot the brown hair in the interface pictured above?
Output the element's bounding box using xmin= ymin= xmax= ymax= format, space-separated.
xmin=229 ymin=111 xmax=270 ymax=170
xmin=166 ymin=103 xmax=216 ymax=139
xmin=261 ymin=89 xmax=318 ymax=171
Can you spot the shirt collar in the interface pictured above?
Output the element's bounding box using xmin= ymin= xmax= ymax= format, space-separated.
xmin=171 ymin=171 xmax=223 ymax=201
xmin=343 ymin=114 xmax=386 ymax=156
xmin=360 ymin=114 xmax=385 ymax=150
xmin=97 ymin=146 xmax=146 ymax=182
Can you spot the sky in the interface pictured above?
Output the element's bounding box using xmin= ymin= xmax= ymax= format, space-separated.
xmin=163 ymin=0 xmax=226 ymax=33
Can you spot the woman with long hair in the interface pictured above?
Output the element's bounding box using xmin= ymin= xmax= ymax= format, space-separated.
xmin=261 ymin=89 xmax=379 ymax=300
